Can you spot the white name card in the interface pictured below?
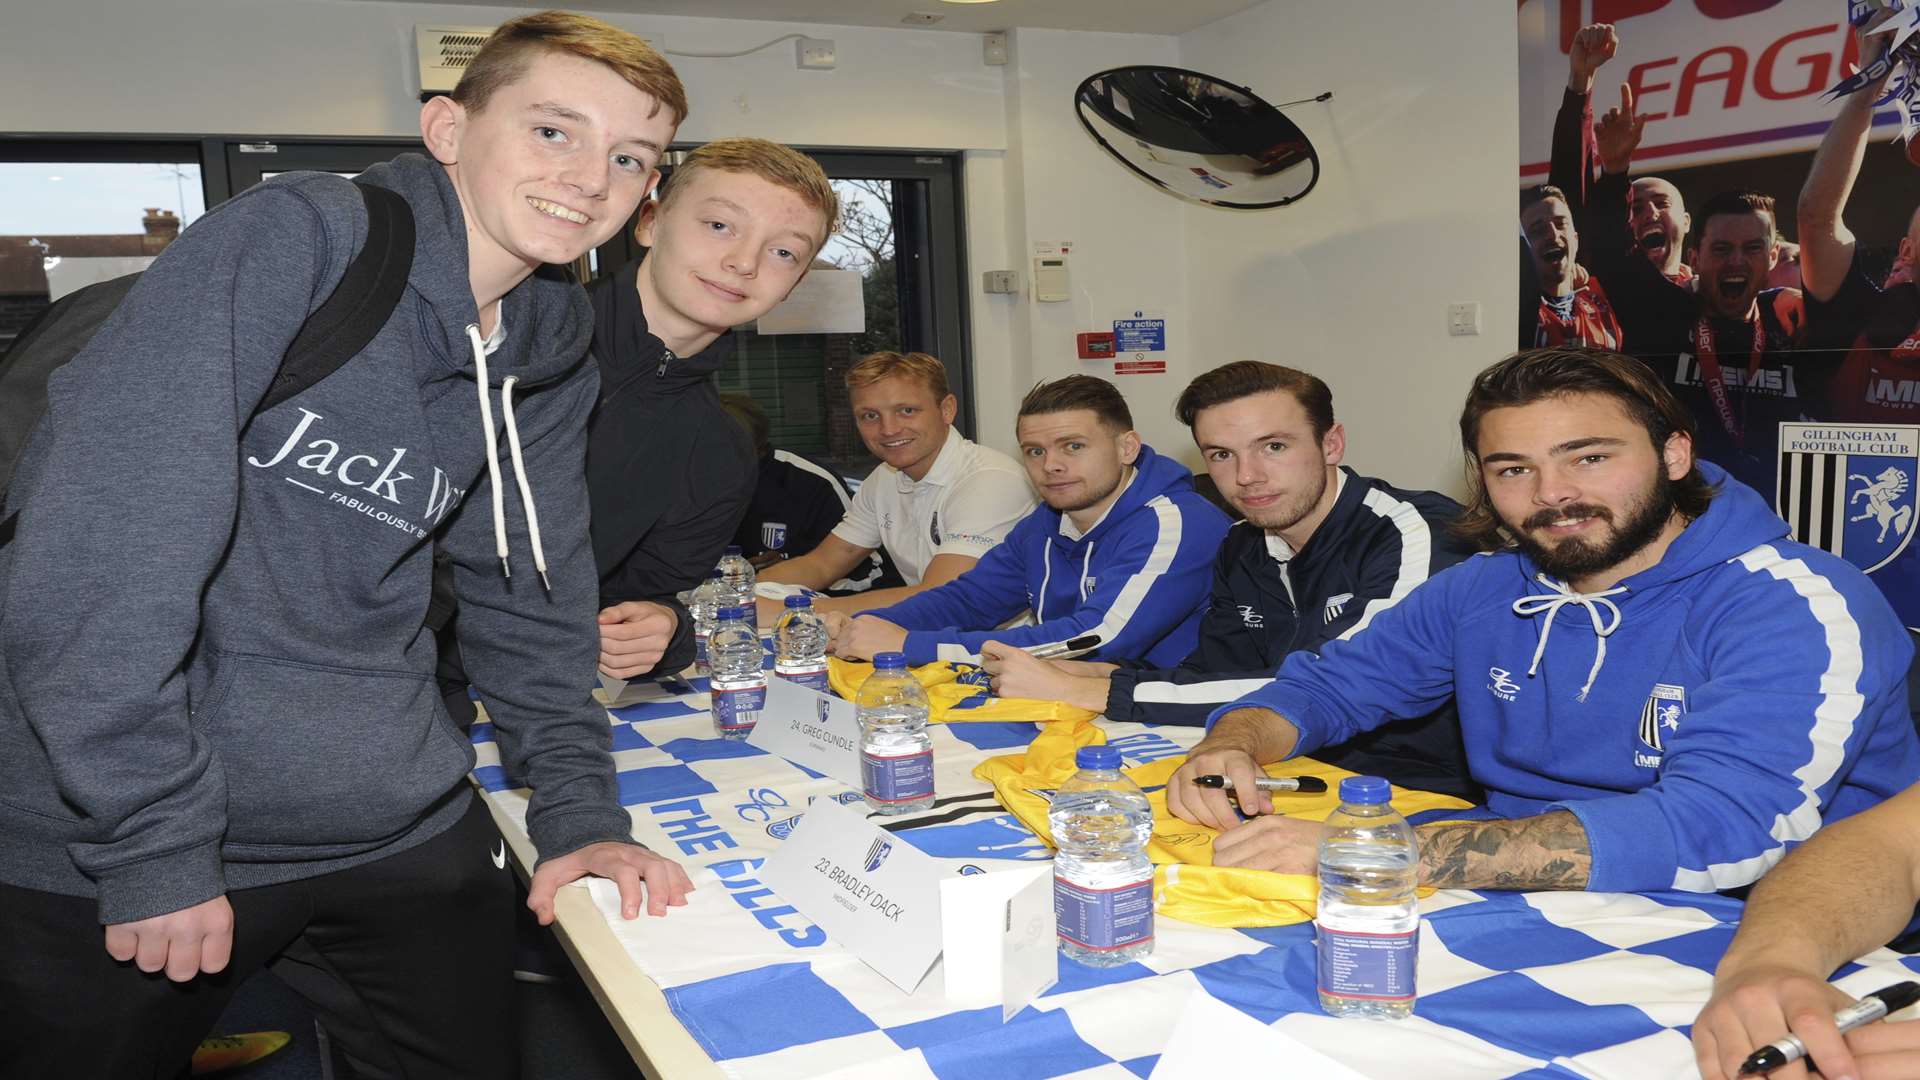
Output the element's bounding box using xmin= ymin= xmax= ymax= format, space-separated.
xmin=940 ymin=864 xmax=1058 ymax=1020
xmin=760 ymin=795 xmax=943 ymax=993
xmin=748 ymin=675 xmax=864 ymax=789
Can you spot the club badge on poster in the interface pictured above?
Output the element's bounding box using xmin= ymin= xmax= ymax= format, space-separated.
xmin=1777 ymin=422 xmax=1920 ymax=624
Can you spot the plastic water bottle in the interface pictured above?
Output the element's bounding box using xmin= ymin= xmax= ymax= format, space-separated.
xmin=1049 ymin=745 xmax=1154 ymax=966
xmin=773 ymin=595 xmax=830 ymax=693
xmin=1316 ymin=776 xmax=1420 ymax=1019
xmin=856 ymin=652 xmax=933 ymax=814
xmin=718 ymin=545 xmax=756 ymax=606
xmin=688 ymin=570 xmax=726 ymax=676
xmin=708 ymin=605 xmax=765 ymax=740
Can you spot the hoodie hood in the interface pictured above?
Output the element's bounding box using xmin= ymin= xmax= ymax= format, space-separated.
xmin=356 ymin=154 xmax=593 ymax=392
xmin=589 ymin=258 xmax=736 ymax=402
xmin=1046 ymin=443 xmax=1195 ymax=552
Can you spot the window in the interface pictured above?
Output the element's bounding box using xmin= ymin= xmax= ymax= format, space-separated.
xmin=0 ymin=140 xmax=206 ymax=350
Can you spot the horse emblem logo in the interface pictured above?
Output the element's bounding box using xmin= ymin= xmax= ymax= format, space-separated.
xmin=1778 ymin=423 xmax=1920 ymax=574
xmin=1637 ymin=683 xmax=1685 ymax=768
xmin=864 ymin=838 xmax=893 ymax=873
xmin=762 ymin=521 xmax=788 ymax=551
xmin=1851 ymin=467 xmax=1913 ymax=544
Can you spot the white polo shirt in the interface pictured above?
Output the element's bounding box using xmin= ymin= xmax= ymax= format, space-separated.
xmin=831 ymin=429 xmax=1035 ymax=584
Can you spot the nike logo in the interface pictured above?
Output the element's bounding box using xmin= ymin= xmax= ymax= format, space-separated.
xmin=491 ymin=840 xmax=507 ymax=870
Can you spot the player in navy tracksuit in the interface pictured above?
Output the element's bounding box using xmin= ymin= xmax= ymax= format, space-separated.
xmin=830 ymin=375 xmax=1229 ymax=667
xmin=983 ymin=362 xmax=1479 ymax=800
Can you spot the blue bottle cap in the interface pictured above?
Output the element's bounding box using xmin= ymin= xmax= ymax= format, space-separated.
xmin=708 ymin=568 xmax=724 ymax=579
xmin=784 ymin=594 xmax=812 ymax=608
xmin=1075 ymin=745 xmax=1121 ymax=771
xmin=873 ymin=651 xmax=907 ymax=670
xmin=1339 ymin=776 xmax=1391 ymax=805
xmin=725 ymin=545 xmax=743 ymax=556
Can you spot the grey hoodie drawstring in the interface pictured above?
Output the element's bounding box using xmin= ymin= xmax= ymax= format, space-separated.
xmin=468 ymin=324 xmax=550 ymax=590
xmin=1511 ymin=574 xmax=1625 ymax=702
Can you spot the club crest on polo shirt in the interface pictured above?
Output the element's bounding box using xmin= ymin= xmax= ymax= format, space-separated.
xmin=929 ymin=512 xmax=941 ymax=547
xmin=762 ymin=521 xmax=788 ymax=551
xmin=1637 ymin=683 xmax=1686 ymax=769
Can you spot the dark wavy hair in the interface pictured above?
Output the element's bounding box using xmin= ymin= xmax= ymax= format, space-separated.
xmin=1454 ymin=347 xmax=1716 ymax=550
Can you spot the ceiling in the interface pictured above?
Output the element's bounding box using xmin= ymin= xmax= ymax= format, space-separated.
xmin=359 ymin=0 xmax=1265 ymax=36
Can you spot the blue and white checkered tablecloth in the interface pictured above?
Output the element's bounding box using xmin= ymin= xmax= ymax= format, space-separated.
xmin=472 ymin=673 xmax=1920 ymax=1080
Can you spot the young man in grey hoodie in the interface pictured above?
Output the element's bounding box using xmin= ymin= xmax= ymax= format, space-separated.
xmin=0 ymin=12 xmax=692 ymax=1077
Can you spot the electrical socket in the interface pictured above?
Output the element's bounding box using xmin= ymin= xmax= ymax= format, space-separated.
xmin=796 ymin=37 xmax=836 ymax=70
xmin=1447 ymin=301 xmax=1482 ymax=337
xmin=982 ymin=270 xmax=1018 ymax=294
xmin=983 ymin=32 xmax=1008 ymax=66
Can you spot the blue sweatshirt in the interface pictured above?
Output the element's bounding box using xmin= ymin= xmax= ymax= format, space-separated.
xmin=874 ymin=443 xmax=1230 ymax=666
xmin=1214 ymin=462 xmax=1920 ymax=893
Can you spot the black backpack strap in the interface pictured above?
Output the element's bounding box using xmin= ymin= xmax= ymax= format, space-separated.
xmin=254 ymin=181 xmax=415 ymax=416
xmin=3 ymin=181 xmax=414 ymax=551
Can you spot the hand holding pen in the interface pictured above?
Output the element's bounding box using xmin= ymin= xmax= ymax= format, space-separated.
xmin=1735 ymin=981 xmax=1920 ymax=1076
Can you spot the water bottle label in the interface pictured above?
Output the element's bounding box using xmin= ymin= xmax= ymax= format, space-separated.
xmin=775 ymin=662 xmax=831 ymax=693
xmin=694 ymin=631 xmax=710 ymax=668
xmin=1315 ymin=923 xmax=1417 ymax=1002
xmin=711 ymin=681 xmax=766 ymax=733
xmin=1053 ymin=872 xmax=1154 ymax=953
xmin=861 ymin=748 xmax=934 ymax=803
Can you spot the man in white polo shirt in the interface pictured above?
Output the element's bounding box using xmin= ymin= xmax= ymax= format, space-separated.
xmin=756 ymin=350 xmax=1035 ymax=621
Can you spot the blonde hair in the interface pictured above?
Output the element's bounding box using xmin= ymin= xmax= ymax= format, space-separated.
xmin=845 ymin=351 xmax=950 ymax=401
xmin=659 ymin=138 xmax=839 ymax=243
xmin=453 ymin=10 xmax=689 ymax=127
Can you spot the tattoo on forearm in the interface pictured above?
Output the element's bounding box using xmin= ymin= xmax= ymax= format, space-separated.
xmin=1416 ymin=811 xmax=1592 ymax=891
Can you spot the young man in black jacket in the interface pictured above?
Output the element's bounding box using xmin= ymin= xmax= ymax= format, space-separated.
xmin=439 ymin=137 xmax=839 ymax=699
xmin=983 ymin=361 xmax=1480 ymax=800
xmin=585 ymin=137 xmax=839 ymax=678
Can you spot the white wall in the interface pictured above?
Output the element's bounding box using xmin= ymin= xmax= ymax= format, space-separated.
xmin=1 ymin=0 xmax=1002 ymax=149
xmin=973 ymin=28 xmax=1194 ymax=460
xmin=1177 ymin=0 xmax=1520 ymax=497
xmin=3 ymin=0 xmax=1521 ymax=487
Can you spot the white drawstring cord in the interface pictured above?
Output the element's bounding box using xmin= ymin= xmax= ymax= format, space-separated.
xmin=468 ymin=324 xmax=510 ymax=579
xmin=498 ymin=376 xmax=549 ymax=590
xmin=1511 ymin=574 xmax=1626 ymax=702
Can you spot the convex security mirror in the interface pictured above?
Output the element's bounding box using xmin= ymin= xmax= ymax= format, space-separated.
xmin=1075 ymin=66 xmax=1321 ymax=209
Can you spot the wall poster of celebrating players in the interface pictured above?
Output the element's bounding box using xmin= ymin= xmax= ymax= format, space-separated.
xmin=1519 ymin=0 xmax=1920 ymax=627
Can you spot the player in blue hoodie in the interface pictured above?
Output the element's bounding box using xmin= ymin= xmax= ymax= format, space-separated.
xmin=1169 ymin=348 xmax=1920 ymax=895
xmin=829 ymin=374 xmax=1231 ymax=666
xmin=0 ymin=14 xmax=693 ymax=1078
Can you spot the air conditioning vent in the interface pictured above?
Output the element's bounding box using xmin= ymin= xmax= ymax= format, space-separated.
xmin=416 ymin=24 xmax=497 ymax=99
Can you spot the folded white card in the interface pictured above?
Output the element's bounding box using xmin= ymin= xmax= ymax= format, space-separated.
xmin=760 ymin=795 xmax=944 ymax=993
xmin=1149 ymin=989 xmax=1377 ymax=1079
xmin=940 ymin=864 xmax=1058 ymax=1020
xmin=748 ymin=676 xmax=864 ymax=789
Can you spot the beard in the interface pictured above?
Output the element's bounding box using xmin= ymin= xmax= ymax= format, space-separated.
xmin=1048 ymin=472 xmax=1125 ymax=515
xmin=1508 ymin=470 xmax=1678 ymax=582
xmin=1234 ymin=466 xmax=1328 ymax=532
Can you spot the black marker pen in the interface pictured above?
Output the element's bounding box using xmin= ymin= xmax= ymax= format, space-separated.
xmin=1738 ymin=980 xmax=1920 ymax=1075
